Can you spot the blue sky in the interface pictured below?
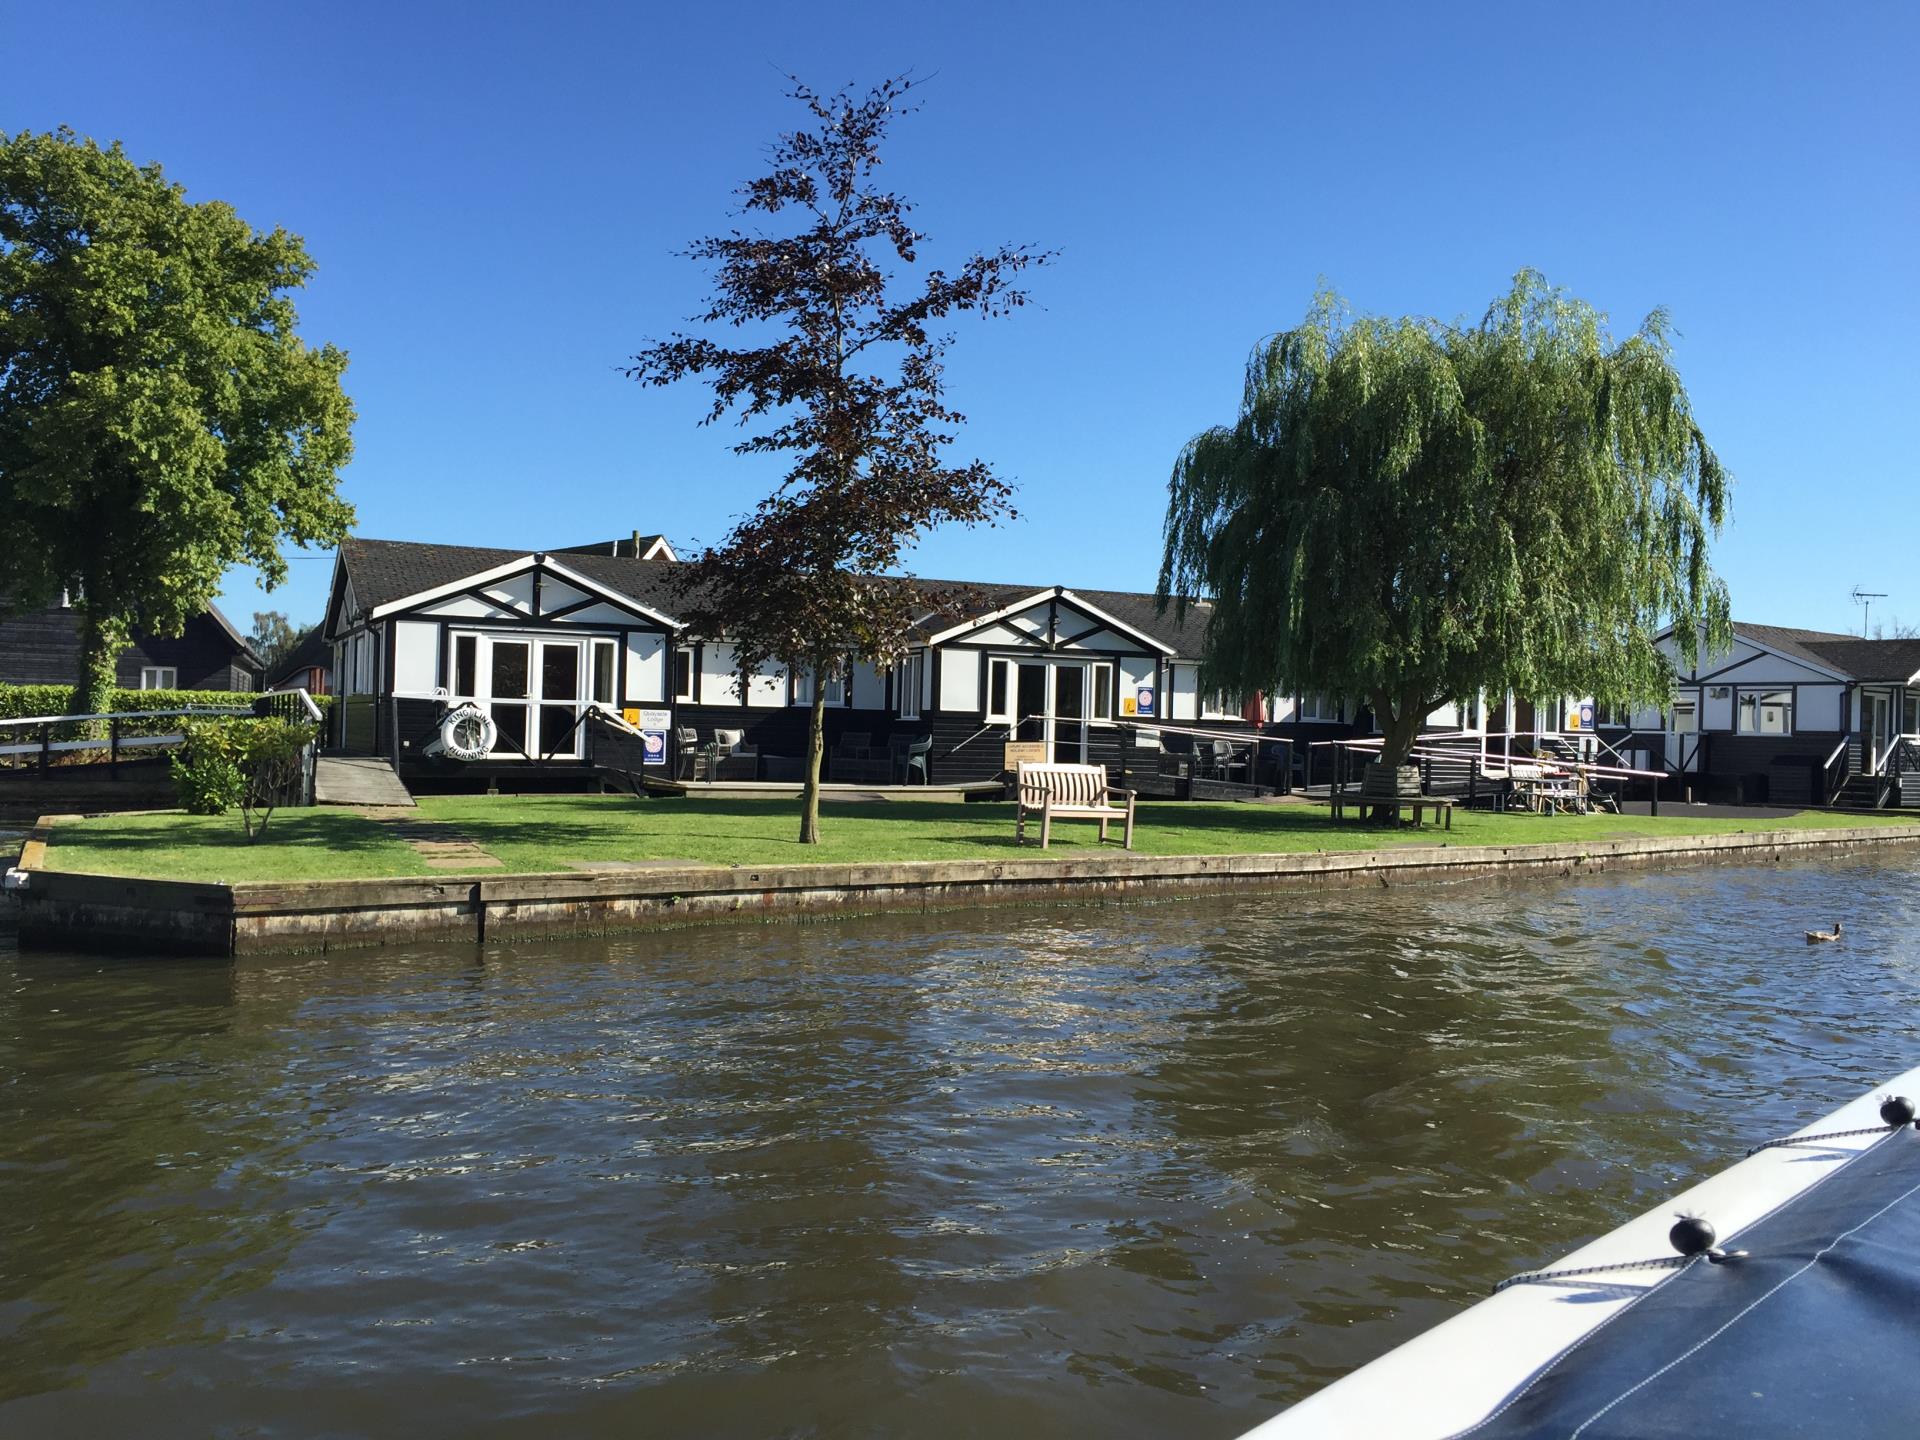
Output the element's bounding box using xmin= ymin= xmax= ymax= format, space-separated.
xmin=6 ymin=2 xmax=1916 ymax=638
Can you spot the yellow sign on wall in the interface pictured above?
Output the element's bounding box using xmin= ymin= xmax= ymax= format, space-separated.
xmin=1121 ymin=696 xmax=1138 ymax=716
xmin=623 ymin=707 xmax=641 ymax=726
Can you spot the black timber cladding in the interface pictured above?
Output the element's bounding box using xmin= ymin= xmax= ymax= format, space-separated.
xmin=0 ymin=603 xmax=262 ymax=691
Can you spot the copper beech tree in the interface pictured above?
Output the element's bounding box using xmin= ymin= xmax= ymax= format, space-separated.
xmin=627 ymin=77 xmax=1048 ymax=843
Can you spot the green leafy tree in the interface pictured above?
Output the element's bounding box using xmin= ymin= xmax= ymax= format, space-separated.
xmin=249 ymin=610 xmax=311 ymax=673
xmin=627 ymin=78 xmax=1048 ymax=843
xmin=0 ymin=129 xmax=355 ymax=717
xmin=1159 ymin=271 xmax=1731 ymax=788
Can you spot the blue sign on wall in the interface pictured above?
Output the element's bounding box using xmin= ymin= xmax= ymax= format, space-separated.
xmin=642 ymin=729 xmax=667 ymax=766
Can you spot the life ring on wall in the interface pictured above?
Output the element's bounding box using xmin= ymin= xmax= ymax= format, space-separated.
xmin=429 ymin=703 xmax=496 ymax=761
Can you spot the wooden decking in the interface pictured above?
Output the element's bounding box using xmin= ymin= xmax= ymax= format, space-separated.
xmin=643 ymin=776 xmax=1003 ymax=803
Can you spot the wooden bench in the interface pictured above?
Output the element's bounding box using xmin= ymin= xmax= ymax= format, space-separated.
xmin=1331 ymin=764 xmax=1456 ymax=828
xmin=1016 ymin=762 xmax=1137 ymax=849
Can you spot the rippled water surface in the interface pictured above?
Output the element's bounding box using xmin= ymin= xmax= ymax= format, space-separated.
xmin=5 ymin=855 xmax=1920 ymax=1438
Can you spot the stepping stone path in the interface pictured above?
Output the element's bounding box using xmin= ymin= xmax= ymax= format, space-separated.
xmin=355 ymin=806 xmax=502 ymax=869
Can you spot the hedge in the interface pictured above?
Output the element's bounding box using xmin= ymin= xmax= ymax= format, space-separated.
xmin=0 ymin=684 xmax=332 ymax=747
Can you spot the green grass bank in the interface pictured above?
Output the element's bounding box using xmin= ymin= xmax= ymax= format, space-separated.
xmin=34 ymin=795 xmax=1916 ymax=885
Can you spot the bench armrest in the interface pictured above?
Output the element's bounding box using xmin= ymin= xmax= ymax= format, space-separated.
xmin=1104 ymin=786 xmax=1136 ymax=802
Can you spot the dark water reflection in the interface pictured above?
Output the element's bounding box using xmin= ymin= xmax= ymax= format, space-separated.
xmin=5 ymin=855 xmax=1920 ymax=1438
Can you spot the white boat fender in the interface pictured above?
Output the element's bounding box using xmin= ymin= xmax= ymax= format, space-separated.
xmin=425 ymin=703 xmax=495 ymax=762
xmin=1745 ymin=1092 xmax=1918 ymax=1154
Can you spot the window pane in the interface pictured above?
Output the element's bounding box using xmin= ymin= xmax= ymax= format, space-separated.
xmin=454 ymin=636 xmax=477 ymax=696
xmin=1055 ymin=665 xmax=1085 ymax=720
xmin=542 ymin=643 xmax=579 ymax=701
xmin=492 ymin=642 xmax=529 ymax=700
xmin=592 ymin=642 xmax=615 ymax=704
xmin=1092 ymin=665 xmax=1111 ymax=720
xmin=540 ymin=704 xmax=576 ymax=754
xmin=674 ymin=648 xmax=692 ymax=700
xmin=492 ymin=703 xmax=528 ymax=753
xmin=989 ymin=660 xmax=1008 ymax=718
xmin=1015 ymin=665 xmax=1047 ymax=740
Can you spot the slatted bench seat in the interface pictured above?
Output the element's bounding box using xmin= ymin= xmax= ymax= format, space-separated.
xmin=1331 ymin=764 xmax=1455 ymax=828
xmin=1016 ymin=762 xmax=1137 ymax=849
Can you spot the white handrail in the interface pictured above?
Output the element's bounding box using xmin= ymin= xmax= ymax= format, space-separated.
xmin=0 ymin=705 xmax=253 ymax=729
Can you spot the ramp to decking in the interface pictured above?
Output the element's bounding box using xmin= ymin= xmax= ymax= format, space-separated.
xmin=315 ymin=756 xmax=415 ymax=808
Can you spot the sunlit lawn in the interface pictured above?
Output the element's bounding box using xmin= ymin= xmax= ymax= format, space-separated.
xmin=37 ymin=794 xmax=1914 ymax=884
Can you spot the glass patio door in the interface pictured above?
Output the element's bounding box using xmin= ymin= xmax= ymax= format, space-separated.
xmin=1008 ymin=659 xmax=1088 ymax=763
xmin=481 ymin=636 xmax=585 ymax=759
xmin=1051 ymin=663 xmax=1087 ymax=763
xmin=538 ymin=641 xmax=584 ymax=758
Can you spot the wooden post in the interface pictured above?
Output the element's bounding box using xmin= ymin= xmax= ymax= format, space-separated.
xmin=109 ymin=716 xmax=119 ymax=777
xmin=39 ymin=721 xmax=50 ymax=773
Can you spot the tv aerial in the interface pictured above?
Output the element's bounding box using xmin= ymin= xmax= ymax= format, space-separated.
xmin=1852 ymin=585 xmax=1888 ymax=637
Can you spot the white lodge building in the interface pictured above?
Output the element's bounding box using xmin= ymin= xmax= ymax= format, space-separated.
xmin=1626 ymin=621 xmax=1920 ymax=806
xmin=322 ymin=534 xmax=1401 ymax=790
xmin=323 ymin=535 xmax=1918 ymax=807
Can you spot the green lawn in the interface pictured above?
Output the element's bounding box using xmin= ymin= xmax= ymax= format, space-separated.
xmin=36 ymin=794 xmax=1917 ymax=884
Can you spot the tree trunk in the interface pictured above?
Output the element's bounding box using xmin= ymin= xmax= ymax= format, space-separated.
xmin=75 ymin=606 xmax=127 ymax=734
xmin=799 ymin=672 xmax=828 ymax=845
xmin=1366 ymin=694 xmax=1428 ymax=823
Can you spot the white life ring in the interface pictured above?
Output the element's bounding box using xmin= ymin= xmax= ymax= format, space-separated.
xmin=434 ymin=703 xmax=496 ymax=762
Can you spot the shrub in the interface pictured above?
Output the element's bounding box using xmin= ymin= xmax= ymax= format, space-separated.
xmin=170 ymin=721 xmax=245 ymax=814
xmin=235 ymin=717 xmax=316 ymax=840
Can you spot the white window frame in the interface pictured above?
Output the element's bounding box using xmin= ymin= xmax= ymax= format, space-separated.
xmin=793 ymin=662 xmax=852 ymax=709
xmin=895 ymin=652 xmax=923 ymax=720
xmin=1298 ymin=692 xmax=1340 ymax=723
xmin=1669 ymin=693 xmax=1700 ymax=733
xmin=1200 ymin=687 xmax=1238 ymax=721
xmin=984 ymin=656 xmax=1013 ymax=723
xmin=673 ymin=645 xmax=695 ymax=703
xmin=1736 ymin=687 xmax=1793 ymax=736
xmin=1089 ymin=661 xmax=1113 ymax=722
xmin=590 ymin=637 xmax=619 ymax=707
xmin=139 ymin=666 xmax=177 ymax=691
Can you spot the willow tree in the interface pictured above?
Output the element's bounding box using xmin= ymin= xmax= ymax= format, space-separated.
xmin=1159 ymin=271 xmax=1731 ymax=780
xmin=0 ymin=129 xmax=355 ymax=716
xmin=627 ymin=77 xmax=1047 ymax=844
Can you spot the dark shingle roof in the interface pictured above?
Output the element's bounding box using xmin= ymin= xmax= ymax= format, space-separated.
xmin=1723 ymin=620 xmax=1920 ymax=682
xmin=268 ymin=627 xmax=331 ymax=687
xmin=1731 ymin=621 xmax=1861 ymax=674
xmin=1796 ymin=637 xmax=1920 ymax=683
xmin=335 ymin=537 xmax=1212 ymax=654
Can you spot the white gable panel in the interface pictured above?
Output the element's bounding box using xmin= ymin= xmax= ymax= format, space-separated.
xmin=968 ymin=623 xmax=1046 ymax=648
xmin=481 ymin=573 xmax=535 ymax=611
xmin=393 ymin=621 xmax=439 ymax=694
xmin=541 ymin=580 xmax=589 ymax=612
xmin=420 ymin=594 xmax=520 ymax=620
xmin=1058 ymin=627 xmax=1137 ymax=652
xmin=563 ymin=602 xmax=650 ymax=626
xmin=1705 ymin=651 xmax=1840 ymax=686
xmin=939 ymin=648 xmax=980 ymax=712
xmin=625 ymin=633 xmax=665 ymax=704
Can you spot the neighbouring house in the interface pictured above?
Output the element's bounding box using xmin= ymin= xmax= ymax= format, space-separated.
xmin=267 ymin=627 xmax=333 ymax=696
xmin=321 ymin=535 xmax=1416 ymax=791
xmin=1619 ymin=621 xmax=1920 ymax=807
xmin=0 ymin=596 xmax=262 ymax=694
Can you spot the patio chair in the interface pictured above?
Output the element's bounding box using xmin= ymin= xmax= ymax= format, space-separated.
xmin=712 ymin=727 xmax=759 ymax=781
xmin=674 ymin=726 xmax=707 ymax=781
xmin=899 ymin=733 xmax=932 ymax=785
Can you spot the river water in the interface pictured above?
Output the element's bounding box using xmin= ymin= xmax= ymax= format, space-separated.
xmin=4 ymin=855 xmax=1919 ymax=1438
